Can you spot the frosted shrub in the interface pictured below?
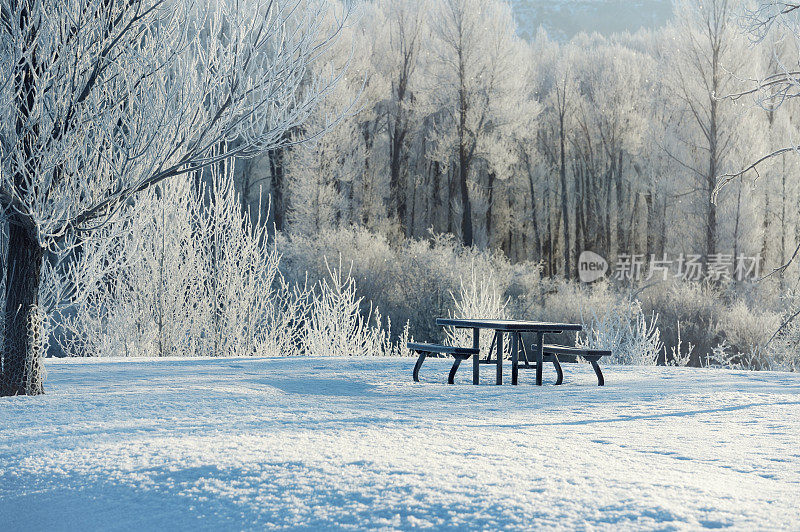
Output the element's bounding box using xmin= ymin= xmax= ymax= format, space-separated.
xmin=708 ymin=339 xmax=795 ymax=372
xmin=278 ymin=228 xmax=519 ymax=344
xmin=714 ymin=301 xmax=780 ymax=360
xmin=705 ymin=342 xmax=747 ymax=369
xmin=302 ymin=258 xmax=406 ymax=357
xmin=198 ymin=169 xmax=306 ymax=358
xmin=638 ymin=281 xmax=720 ymax=365
xmin=665 ymin=322 xmax=694 ymax=367
xmin=747 ymin=293 xmax=800 ymax=372
xmin=445 ymin=264 xmax=510 ymax=358
xmin=538 ymin=280 xmax=620 ymax=326
xmin=58 ymin=166 xmax=308 ymax=358
xmin=579 ymin=298 xmax=663 ymax=366
xmin=58 ymin=174 xmax=206 ymax=358
xmin=302 ymin=259 xmax=366 ymax=357
xmin=279 ymin=228 xmax=429 ymax=339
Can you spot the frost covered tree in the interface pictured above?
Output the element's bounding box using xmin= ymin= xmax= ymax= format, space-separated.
xmin=0 ymin=0 xmax=347 ymax=395
xmin=664 ymin=0 xmax=747 ymax=264
xmin=534 ymin=45 xmax=578 ymax=277
xmin=721 ymin=3 xmax=800 ymax=213
xmin=426 ymin=0 xmax=521 ymax=247
xmin=57 ymin=172 xmax=206 ymax=358
xmin=378 ymin=0 xmax=425 ymax=235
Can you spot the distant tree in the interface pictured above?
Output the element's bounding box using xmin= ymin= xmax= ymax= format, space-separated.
xmin=380 ymin=0 xmax=425 ymax=236
xmin=718 ymin=2 xmax=800 ymax=276
xmin=665 ymin=0 xmax=746 ymax=265
xmin=535 ymin=55 xmax=577 ymax=277
xmin=426 ymin=0 xmax=520 ymax=247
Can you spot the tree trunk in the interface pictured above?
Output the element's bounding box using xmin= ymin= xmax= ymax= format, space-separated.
xmin=457 ymin=45 xmax=473 ymax=247
xmin=660 ymin=200 xmax=667 ymax=257
xmin=733 ymin=180 xmax=742 ymax=267
xmin=389 ymin=108 xmax=408 ymax=234
xmin=604 ymin=167 xmax=613 ymax=260
xmin=458 ymin=153 xmax=473 ymax=247
xmin=432 ymin=159 xmax=442 ymax=233
xmin=448 ymin=163 xmax=458 ymax=235
xmin=559 ymin=112 xmax=570 ymax=279
xmin=761 ymin=190 xmax=770 ymax=268
xmin=780 ymin=156 xmax=787 ymax=291
xmin=645 ymin=187 xmax=654 ymax=257
xmin=1 ymin=220 xmax=45 ymax=396
xmin=486 ymin=171 xmax=496 ymax=243
xmin=267 ymin=147 xmax=285 ymax=231
xmin=706 ymin=44 xmax=720 ymax=268
xmin=615 ymin=150 xmax=626 ymax=255
xmin=575 ymin=165 xmax=585 ymax=258
xmin=705 ymin=173 xmax=717 ymax=263
xmin=526 ymin=164 xmax=543 ymax=262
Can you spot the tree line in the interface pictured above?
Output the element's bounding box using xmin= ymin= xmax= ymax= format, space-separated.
xmin=241 ymin=0 xmax=800 ymax=284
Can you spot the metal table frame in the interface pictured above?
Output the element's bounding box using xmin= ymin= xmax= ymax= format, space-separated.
xmin=435 ymin=318 xmax=582 ymax=385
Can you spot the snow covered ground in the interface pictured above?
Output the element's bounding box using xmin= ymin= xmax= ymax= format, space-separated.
xmin=2 ymin=357 xmax=799 ymax=531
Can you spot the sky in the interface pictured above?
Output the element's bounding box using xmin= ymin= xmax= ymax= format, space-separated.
xmin=511 ymin=0 xmax=674 ymax=40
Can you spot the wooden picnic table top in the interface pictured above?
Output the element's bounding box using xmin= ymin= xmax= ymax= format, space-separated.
xmin=435 ymin=318 xmax=582 ymax=332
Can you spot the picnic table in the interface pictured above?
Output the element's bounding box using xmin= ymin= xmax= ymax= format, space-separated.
xmin=435 ymin=318 xmax=582 ymax=386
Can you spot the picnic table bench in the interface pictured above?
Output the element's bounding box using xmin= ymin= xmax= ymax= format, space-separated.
xmin=541 ymin=344 xmax=608 ymax=386
xmin=408 ymin=318 xmax=609 ymax=386
xmin=409 ymin=343 xmax=479 ymax=384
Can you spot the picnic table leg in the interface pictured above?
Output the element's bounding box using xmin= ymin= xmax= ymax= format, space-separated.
xmin=511 ymin=332 xmax=519 ymax=385
xmin=589 ymin=359 xmax=605 ymax=386
xmin=472 ymin=327 xmax=480 ymax=385
xmin=413 ymin=351 xmax=426 ymax=382
xmin=535 ymin=332 xmax=544 ymax=386
xmin=551 ymin=354 xmax=563 ymax=385
xmin=448 ymin=356 xmax=464 ymax=384
xmin=496 ymin=331 xmax=503 ymax=385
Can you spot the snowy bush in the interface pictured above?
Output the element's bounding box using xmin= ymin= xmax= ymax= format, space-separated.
xmin=301 ymin=257 xmax=407 ymax=357
xmin=638 ymin=282 xmax=722 ymax=366
xmin=56 ymin=174 xmax=205 ymax=358
xmin=57 ymin=166 xmax=308 ymax=358
xmin=577 ymin=298 xmax=663 ymax=366
xmin=665 ymin=322 xmax=694 ymax=367
xmin=278 ymin=228 xmax=524 ymax=344
xmin=199 ymin=171 xmax=304 ymax=358
xmin=707 ymin=300 xmax=782 ymax=370
xmin=444 ymin=264 xmax=511 ymax=358
xmin=638 ymin=281 xmax=791 ymax=369
xmin=741 ymin=292 xmax=800 ymax=372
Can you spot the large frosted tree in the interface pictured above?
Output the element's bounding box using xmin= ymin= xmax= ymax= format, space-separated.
xmin=0 ymin=0 xmax=345 ymax=395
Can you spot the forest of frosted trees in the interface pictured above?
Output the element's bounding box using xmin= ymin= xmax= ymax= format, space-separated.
xmin=249 ymin=0 xmax=795 ymax=279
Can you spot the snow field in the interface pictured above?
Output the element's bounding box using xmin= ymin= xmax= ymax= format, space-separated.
xmin=1 ymin=357 xmax=799 ymax=530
